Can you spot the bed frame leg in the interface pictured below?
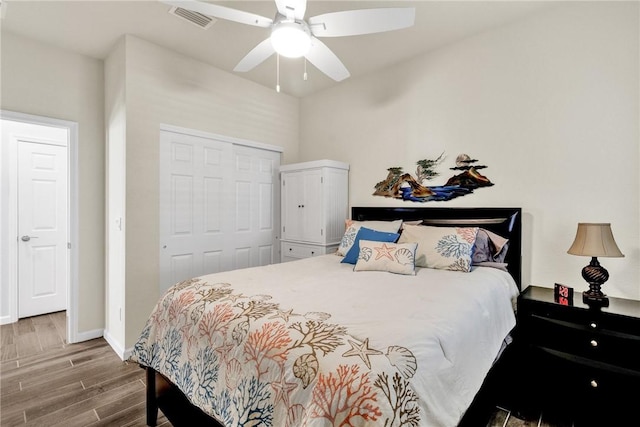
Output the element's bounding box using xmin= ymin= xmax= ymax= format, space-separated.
xmin=146 ymin=367 xmax=159 ymax=426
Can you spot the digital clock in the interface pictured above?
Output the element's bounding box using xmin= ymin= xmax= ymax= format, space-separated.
xmin=554 ymin=283 xmax=574 ymax=306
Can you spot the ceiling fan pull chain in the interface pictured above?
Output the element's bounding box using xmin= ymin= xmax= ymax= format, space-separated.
xmin=276 ymin=53 xmax=281 ymax=93
xmin=303 ymin=58 xmax=308 ymax=81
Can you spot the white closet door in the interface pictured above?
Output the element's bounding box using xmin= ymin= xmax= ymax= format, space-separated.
xmin=159 ymin=131 xmax=233 ymax=292
xmin=159 ymin=130 xmax=280 ymax=293
xmin=230 ymin=145 xmax=279 ymax=269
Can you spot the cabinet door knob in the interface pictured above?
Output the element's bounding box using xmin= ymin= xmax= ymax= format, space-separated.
xmin=590 ymin=379 xmax=598 ymax=388
xmin=289 ymin=248 xmax=293 ymax=251
xmin=590 ymin=322 xmax=597 ymax=329
xmin=590 ymin=339 xmax=598 ymax=347
xmin=311 ymin=251 xmax=315 ymax=255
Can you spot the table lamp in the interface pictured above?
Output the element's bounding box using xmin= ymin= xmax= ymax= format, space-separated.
xmin=567 ymin=223 xmax=624 ymax=306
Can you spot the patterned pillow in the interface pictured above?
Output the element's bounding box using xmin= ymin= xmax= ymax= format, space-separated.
xmin=341 ymin=227 xmax=400 ymax=265
xmin=354 ymin=240 xmax=418 ymax=275
xmin=398 ymin=225 xmax=479 ymax=272
xmin=336 ymin=219 xmax=403 ymax=256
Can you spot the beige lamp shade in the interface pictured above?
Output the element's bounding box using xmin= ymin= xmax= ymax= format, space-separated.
xmin=567 ymin=223 xmax=624 ymax=258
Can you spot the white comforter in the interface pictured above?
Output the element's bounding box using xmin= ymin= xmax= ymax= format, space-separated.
xmin=131 ymin=255 xmax=519 ymax=427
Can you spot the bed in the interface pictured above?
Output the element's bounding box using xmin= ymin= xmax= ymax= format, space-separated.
xmin=130 ymin=206 xmax=522 ymax=427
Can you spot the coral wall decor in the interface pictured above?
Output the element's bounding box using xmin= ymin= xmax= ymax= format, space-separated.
xmin=373 ymin=154 xmax=493 ymax=202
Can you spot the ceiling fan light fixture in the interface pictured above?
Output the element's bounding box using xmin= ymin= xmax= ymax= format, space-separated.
xmin=270 ymin=21 xmax=311 ymax=58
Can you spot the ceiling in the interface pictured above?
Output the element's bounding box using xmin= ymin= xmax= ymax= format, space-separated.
xmin=1 ymin=0 xmax=556 ymax=97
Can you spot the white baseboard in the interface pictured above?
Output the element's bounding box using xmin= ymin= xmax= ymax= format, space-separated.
xmin=0 ymin=314 xmax=17 ymax=325
xmin=103 ymin=329 xmax=133 ymax=361
xmin=73 ymin=328 xmax=104 ymax=343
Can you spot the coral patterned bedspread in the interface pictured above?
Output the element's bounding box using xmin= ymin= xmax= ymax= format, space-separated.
xmin=130 ymin=255 xmax=518 ymax=427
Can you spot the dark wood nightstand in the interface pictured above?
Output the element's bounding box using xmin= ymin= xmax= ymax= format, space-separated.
xmin=516 ymin=285 xmax=640 ymax=426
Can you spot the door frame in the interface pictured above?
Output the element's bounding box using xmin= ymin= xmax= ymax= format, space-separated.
xmin=1 ymin=110 xmax=80 ymax=343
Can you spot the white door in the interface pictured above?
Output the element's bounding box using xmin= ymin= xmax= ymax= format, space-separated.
xmin=18 ymin=141 xmax=68 ymax=317
xmin=159 ymin=130 xmax=280 ymax=293
xmin=230 ymin=145 xmax=279 ymax=269
xmin=160 ymin=131 xmax=233 ymax=292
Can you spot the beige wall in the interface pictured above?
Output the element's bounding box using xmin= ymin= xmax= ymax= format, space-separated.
xmin=300 ymin=2 xmax=640 ymax=299
xmin=104 ymin=37 xmax=127 ymax=347
xmin=120 ymin=35 xmax=300 ymax=348
xmin=1 ymin=32 xmax=106 ymax=332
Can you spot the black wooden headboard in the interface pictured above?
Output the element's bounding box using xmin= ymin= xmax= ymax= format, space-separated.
xmin=351 ymin=207 xmax=522 ymax=290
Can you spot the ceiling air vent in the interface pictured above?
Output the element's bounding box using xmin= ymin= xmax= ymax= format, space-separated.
xmin=168 ymin=6 xmax=216 ymax=29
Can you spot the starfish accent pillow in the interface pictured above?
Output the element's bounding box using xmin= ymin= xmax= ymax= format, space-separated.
xmin=341 ymin=227 xmax=400 ymax=265
xmin=353 ymin=240 xmax=418 ymax=275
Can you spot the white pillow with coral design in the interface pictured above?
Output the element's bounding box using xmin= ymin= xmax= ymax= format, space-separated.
xmin=398 ymin=225 xmax=479 ymax=272
xmin=353 ymin=240 xmax=418 ymax=275
xmin=336 ymin=219 xmax=403 ymax=256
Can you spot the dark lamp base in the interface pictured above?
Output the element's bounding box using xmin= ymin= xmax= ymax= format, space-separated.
xmin=581 ymin=257 xmax=610 ymax=307
xmin=583 ymin=291 xmax=609 ymax=307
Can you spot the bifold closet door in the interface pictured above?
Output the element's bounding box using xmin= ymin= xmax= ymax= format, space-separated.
xmin=230 ymin=145 xmax=279 ymax=270
xmin=159 ymin=130 xmax=279 ymax=293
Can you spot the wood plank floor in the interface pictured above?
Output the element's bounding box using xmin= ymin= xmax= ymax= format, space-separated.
xmin=0 ymin=312 xmax=169 ymax=427
xmin=1 ymin=312 xmax=566 ymax=427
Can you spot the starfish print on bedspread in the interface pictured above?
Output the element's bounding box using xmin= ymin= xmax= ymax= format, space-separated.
xmin=269 ymin=308 xmax=299 ymax=322
xmin=270 ymin=375 xmax=298 ymax=406
xmin=342 ymin=338 xmax=383 ymax=369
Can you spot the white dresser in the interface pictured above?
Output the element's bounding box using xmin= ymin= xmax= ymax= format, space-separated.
xmin=280 ymin=160 xmax=349 ymax=262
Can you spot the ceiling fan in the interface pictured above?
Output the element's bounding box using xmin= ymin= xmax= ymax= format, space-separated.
xmin=161 ymin=0 xmax=415 ymax=83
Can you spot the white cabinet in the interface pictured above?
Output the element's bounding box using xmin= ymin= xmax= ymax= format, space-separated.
xmin=280 ymin=160 xmax=349 ymax=261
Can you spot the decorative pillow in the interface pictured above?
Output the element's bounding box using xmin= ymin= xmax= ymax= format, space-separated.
xmin=341 ymin=227 xmax=400 ymax=265
xmin=472 ymin=228 xmax=510 ymax=265
xmin=336 ymin=219 xmax=403 ymax=256
xmin=398 ymin=225 xmax=478 ymax=272
xmin=354 ymin=240 xmax=418 ymax=275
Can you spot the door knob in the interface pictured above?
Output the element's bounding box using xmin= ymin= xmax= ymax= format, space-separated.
xmin=21 ymin=235 xmax=37 ymax=242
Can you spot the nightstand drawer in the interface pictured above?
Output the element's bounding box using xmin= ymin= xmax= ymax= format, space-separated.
xmin=522 ymin=313 xmax=640 ymax=370
xmin=519 ymin=296 xmax=640 ymax=334
xmin=281 ymin=242 xmax=337 ymax=261
xmin=533 ymin=347 xmax=640 ymax=425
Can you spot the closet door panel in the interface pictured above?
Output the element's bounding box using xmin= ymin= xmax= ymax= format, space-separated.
xmin=230 ymin=145 xmax=279 ymax=269
xmin=159 ymin=131 xmax=226 ymax=292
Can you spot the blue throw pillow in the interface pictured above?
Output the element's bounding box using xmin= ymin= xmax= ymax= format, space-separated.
xmin=341 ymin=227 xmax=400 ymax=265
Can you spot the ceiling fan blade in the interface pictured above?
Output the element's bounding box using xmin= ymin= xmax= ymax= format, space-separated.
xmin=305 ymin=37 xmax=350 ymax=82
xmin=274 ymin=0 xmax=307 ymax=20
xmin=233 ymin=38 xmax=275 ymax=72
xmin=309 ymin=8 xmax=415 ymax=37
xmin=161 ymin=0 xmax=272 ymax=28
